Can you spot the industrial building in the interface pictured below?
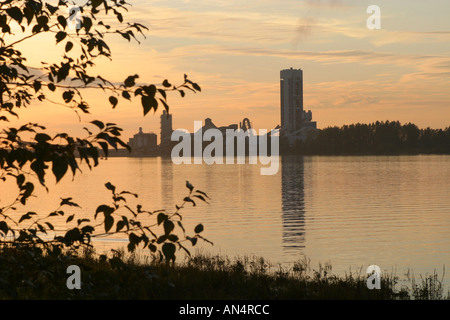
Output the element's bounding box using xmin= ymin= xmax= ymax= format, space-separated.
xmin=280 ymin=68 xmax=317 ymax=145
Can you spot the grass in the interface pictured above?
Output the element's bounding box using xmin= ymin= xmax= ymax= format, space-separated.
xmin=0 ymin=246 xmax=448 ymax=300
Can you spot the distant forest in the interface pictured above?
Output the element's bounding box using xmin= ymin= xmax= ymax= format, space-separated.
xmin=281 ymin=121 xmax=450 ymax=155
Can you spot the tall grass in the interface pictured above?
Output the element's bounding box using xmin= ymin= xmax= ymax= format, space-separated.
xmin=0 ymin=246 xmax=447 ymax=300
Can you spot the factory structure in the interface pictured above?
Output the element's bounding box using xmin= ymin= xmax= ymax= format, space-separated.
xmin=124 ymin=67 xmax=317 ymax=155
xmin=280 ymin=67 xmax=317 ymax=146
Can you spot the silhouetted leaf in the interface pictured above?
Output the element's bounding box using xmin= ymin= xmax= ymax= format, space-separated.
xmin=104 ymin=215 xmax=114 ymax=233
xmin=60 ymin=198 xmax=80 ymax=208
xmin=192 ymin=83 xmax=201 ymax=92
xmin=124 ymin=75 xmax=138 ymax=87
xmin=57 ymin=15 xmax=67 ymax=29
xmin=56 ymin=31 xmax=67 ymax=43
xmin=105 ymin=182 xmax=116 ymax=193
xmin=194 ymin=224 xmax=204 ymax=234
xmin=0 ymin=221 xmax=9 ymax=235
xmin=162 ymin=243 xmax=176 ymax=262
xmin=52 ymin=156 xmax=68 ymax=183
xmin=141 ymin=95 xmax=158 ymax=116
xmin=91 ymin=120 xmax=105 ymax=129
xmin=157 ymin=213 xmax=167 ymax=226
xmin=65 ymin=41 xmax=73 ymax=52
xmin=186 ymin=236 xmax=198 ymax=246
xmin=184 ymin=197 xmax=196 ymax=206
xmin=109 ymin=96 xmax=118 ymax=108
xmin=95 ymin=205 xmax=114 ymax=219
xmin=122 ymin=91 xmax=131 ymax=100
xmin=164 ymin=220 xmax=174 ymax=235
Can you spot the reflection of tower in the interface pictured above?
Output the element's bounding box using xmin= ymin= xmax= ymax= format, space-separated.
xmin=281 ymin=155 xmax=306 ymax=250
xmin=160 ymin=110 xmax=173 ymax=147
xmin=160 ymin=157 xmax=174 ymax=211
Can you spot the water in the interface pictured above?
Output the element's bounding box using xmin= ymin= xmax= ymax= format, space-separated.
xmin=1 ymin=155 xmax=449 ymax=286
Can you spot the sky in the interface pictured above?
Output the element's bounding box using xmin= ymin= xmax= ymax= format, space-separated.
xmin=8 ymin=0 xmax=450 ymax=141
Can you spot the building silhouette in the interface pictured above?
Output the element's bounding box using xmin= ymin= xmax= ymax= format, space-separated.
xmin=281 ymin=68 xmax=304 ymax=134
xmin=160 ymin=110 xmax=173 ymax=147
xmin=280 ymin=68 xmax=317 ymax=145
xmin=127 ymin=127 xmax=157 ymax=151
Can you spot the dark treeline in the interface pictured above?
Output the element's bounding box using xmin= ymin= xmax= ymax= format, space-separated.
xmin=282 ymin=121 xmax=450 ymax=155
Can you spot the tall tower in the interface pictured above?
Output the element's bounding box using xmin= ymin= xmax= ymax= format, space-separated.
xmin=280 ymin=68 xmax=303 ymax=134
xmin=160 ymin=110 xmax=173 ymax=147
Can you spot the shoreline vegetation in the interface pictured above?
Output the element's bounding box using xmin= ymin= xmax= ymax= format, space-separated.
xmin=284 ymin=121 xmax=450 ymax=156
xmin=106 ymin=120 xmax=450 ymax=158
xmin=0 ymin=246 xmax=447 ymax=300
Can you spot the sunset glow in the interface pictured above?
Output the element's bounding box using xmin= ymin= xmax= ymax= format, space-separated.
xmin=8 ymin=0 xmax=450 ymax=140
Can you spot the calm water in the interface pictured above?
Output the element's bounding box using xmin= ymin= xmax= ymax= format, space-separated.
xmin=1 ymin=155 xmax=449 ymax=285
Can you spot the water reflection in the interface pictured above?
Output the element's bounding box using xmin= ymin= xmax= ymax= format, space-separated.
xmin=281 ymin=156 xmax=306 ymax=251
xmin=160 ymin=157 xmax=174 ymax=211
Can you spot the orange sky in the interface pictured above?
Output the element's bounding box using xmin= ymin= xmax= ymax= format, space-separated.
xmin=5 ymin=0 xmax=450 ymax=141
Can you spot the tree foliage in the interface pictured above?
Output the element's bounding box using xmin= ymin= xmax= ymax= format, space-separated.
xmin=0 ymin=0 xmax=208 ymax=262
xmin=284 ymin=121 xmax=450 ymax=155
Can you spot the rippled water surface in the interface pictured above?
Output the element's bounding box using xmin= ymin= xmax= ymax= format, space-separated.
xmin=2 ymin=155 xmax=449 ymax=284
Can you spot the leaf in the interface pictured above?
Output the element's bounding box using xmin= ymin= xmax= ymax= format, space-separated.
xmin=109 ymin=96 xmax=118 ymax=108
xmin=141 ymin=95 xmax=158 ymax=116
xmin=196 ymin=190 xmax=210 ymax=199
xmin=81 ymin=226 xmax=95 ymax=234
xmin=55 ymin=31 xmax=67 ymax=43
xmin=19 ymin=212 xmax=37 ymax=224
xmin=157 ymin=213 xmax=167 ymax=226
xmin=66 ymin=214 xmax=75 ymax=223
xmin=45 ymin=222 xmax=55 ymax=231
xmin=186 ymin=181 xmax=194 ymax=192
xmin=48 ymin=83 xmax=56 ymax=91
xmin=62 ymin=90 xmax=74 ymax=103
xmin=57 ymin=15 xmax=67 ymax=29
xmin=95 ymin=205 xmax=114 ymax=219
xmin=104 ymin=215 xmax=114 ymax=233
xmin=33 ymin=81 xmax=42 ymax=93
xmin=16 ymin=174 xmax=25 ymax=188
xmin=6 ymin=7 xmax=23 ymax=24
xmin=163 ymin=220 xmax=174 ymax=235
xmin=124 ymin=75 xmax=138 ymax=87
xmin=105 ymin=182 xmax=116 ymax=193
xmin=183 ymin=197 xmax=196 ymax=206
xmin=46 ymin=3 xmax=58 ymax=15
xmin=35 ymin=133 xmax=51 ymax=142
xmin=194 ymin=224 xmax=204 ymax=234
xmin=65 ymin=41 xmax=74 ymax=52
xmin=194 ymin=194 xmax=208 ymax=203
xmin=20 ymin=182 xmax=34 ymax=205
xmin=92 ymin=0 xmax=104 ymax=9
xmin=159 ymin=98 xmax=169 ymax=113
xmin=91 ymin=120 xmax=105 ymax=130
xmin=60 ymin=198 xmax=80 ymax=208
xmin=52 ymin=156 xmax=68 ymax=183
xmin=162 ymin=243 xmax=176 ymax=262
xmin=186 ymin=236 xmax=198 ymax=246
xmin=99 ymin=141 xmax=109 ymax=157
xmin=162 ymin=79 xmax=171 ymax=88
xmin=192 ymin=83 xmax=201 ymax=92
xmin=122 ymin=91 xmax=131 ymax=100
xmin=0 ymin=221 xmax=9 ymax=235
xmin=116 ymin=220 xmax=125 ymax=232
